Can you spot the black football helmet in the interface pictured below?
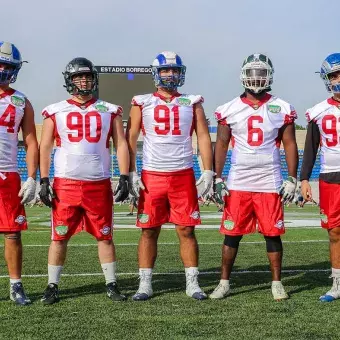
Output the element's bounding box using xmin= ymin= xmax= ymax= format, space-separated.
xmin=63 ymin=57 xmax=98 ymax=96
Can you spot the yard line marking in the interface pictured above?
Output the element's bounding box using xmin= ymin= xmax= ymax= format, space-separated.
xmin=0 ymin=240 xmax=328 ymax=248
xmin=0 ymin=268 xmax=330 ymax=279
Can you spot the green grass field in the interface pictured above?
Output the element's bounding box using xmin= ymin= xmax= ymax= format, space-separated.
xmin=0 ymin=204 xmax=337 ymax=340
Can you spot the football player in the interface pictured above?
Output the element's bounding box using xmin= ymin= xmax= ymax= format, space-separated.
xmin=300 ymin=53 xmax=340 ymax=302
xmin=211 ymin=53 xmax=298 ymax=301
xmin=39 ymin=57 xmax=129 ymax=304
xmin=0 ymin=41 xmax=38 ymax=305
xmin=126 ymin=51 xmax=213 ymax=301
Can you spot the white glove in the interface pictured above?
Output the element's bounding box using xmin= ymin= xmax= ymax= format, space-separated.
xmin=18 ymin=177 xmax=37 ymax=204
xmin=129 ymin=171 xmax=145 ymax=199
xmin=214 ymin=178 xmax=229 ymax=204
xmin=196 ymin=170 xmax=215 ymax=198
xmin=278 ymin=176 xmax=297 ymax=205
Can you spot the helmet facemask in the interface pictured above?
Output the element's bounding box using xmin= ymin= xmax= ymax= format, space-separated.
xmin=0 ymin=62 xmax=21 ymax=85
xmin=63 ymin=58 xmax=98 ymax=96
xmin=240 ymin=54 xmax=274 ymax=94
xmin=152 ymin=65 xmax=186 ymax=90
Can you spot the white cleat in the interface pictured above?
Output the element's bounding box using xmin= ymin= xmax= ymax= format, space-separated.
xmin=186 ymin=273 xmax=207 ymax=300
xmin=272 ymin=281 xmax=289 ymax=301
xmin=320 ymin=277 xmax=340 ymax=302
xmin=209 ymin=283 xmax=231 ymax=299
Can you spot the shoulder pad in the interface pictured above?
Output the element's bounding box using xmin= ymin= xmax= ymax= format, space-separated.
xmin=305 ymin=99 xmax=331 ymax=122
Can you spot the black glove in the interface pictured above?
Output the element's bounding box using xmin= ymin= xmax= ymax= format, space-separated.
xmin=114 ymin=175 xmax=129 ymax=203
xmin=39 ymin=177 xmax=54 ymax=207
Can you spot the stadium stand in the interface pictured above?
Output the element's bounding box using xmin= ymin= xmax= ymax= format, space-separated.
xmin=17 ymin=146 xmax=321 ymax=181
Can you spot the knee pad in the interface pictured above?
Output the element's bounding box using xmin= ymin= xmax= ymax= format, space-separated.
xmin=264 ymin=236 xmax=282 ymax=252
xmin=4 ymin=232 xmax=21 ymax=240
xmin=224 ymin=235 xmax=242 ymax=248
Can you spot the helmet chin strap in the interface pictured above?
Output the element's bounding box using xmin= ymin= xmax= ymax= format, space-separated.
xmin=245 ymin=88 xmax=271 ymax=98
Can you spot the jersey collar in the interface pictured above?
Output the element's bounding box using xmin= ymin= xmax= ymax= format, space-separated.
xmin=327 ymin=97 xmax=340 ymax=109
xmin=153 ymin=91 xmax=181 ymax=103
xmin=67 ymin=97 xmax=97 ymax=109
xmin=0 ymin=88 xmax=15 ymax=100
xmin=240 ymin=92 xmax=272 ymax=110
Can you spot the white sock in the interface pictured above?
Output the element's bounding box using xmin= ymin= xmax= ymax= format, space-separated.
xmin=332 ymin=268 xmax=340 ymax=278
xmin=10 ymin=278 xmax=22 ymax=285
xmin=48 ymin=264 xmax=63 ymax=285
xmin=139 ymin=268 xmax=152 ymax=282
xmin=101 ymin=262 xmax=117 ymax=285
xmin=219 ymin=279 xmax=229 ymax=286
xmin=272 ymin=280 xmax=281 ymax=285
xmin=185 ymin=267 xmax=199 ymax=276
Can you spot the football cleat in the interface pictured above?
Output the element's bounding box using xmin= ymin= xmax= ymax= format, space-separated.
xmin=209 ymin=283 xmax=231 ymax=299
xmin=186 ymin=273 xmax=207 ymax=300
xmin=132 ymin=285 xmax=153 ymax=301
xmin=106 ymin=282 xmax=127 ymax=302
xmin=41 ymin=283 xmax=60 ymax=305
xmin=272 ymin=281 xmax=289 ymax=301
xmin=10 ymin=282 xmax=31 ymax=306
xmin=319 ymin=277 xmax=340 ymax=302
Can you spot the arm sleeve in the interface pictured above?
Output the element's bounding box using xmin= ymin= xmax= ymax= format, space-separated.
xmin=299 ymin=121 xmax=320 ymax=181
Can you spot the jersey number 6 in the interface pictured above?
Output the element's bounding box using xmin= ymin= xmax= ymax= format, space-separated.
xmin=247 ymin=115 xmax=264 ymax=146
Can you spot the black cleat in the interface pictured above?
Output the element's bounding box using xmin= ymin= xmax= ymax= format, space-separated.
xmin=106 ymin=282 xmax=127 ymax=301
xmin=41 ymin=283 xmax=60 ymax=305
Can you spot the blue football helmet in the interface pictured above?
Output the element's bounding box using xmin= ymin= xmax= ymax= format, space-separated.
xmin=151 ymin=51 xmax=186 ymax=90
xmin=0 ymin=41 xmax=22 ymax=85
xmin=320 ymin=53 xmax=340 ymax=93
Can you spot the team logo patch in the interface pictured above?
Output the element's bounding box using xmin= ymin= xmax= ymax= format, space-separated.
xmin=178 ymin=97 xmax=191 ymax=106
xmin=15 ymin=215 xmax=26 ymax=224
xmin=138 ymin=213 xmax=149 ymax=224
xmin=190 ymin=211 xmax=200 ymax=220
xmin=55 ymin=225 xmax=68 ymax=236
xmin=268 ymin=105 xmax=281 ymax=113
xmin=224 ymin=219 xmax=234 ymax=230
xmin=11 ymin=95 xmax=25 ymax=107
xmin=95 ymin=103 xmax=109 ymax=113
xmin=275 ymin=220 xmax=284 ymax=229
xmin=320 ymin=210 xmax=328 ymax=223
xmin=100 ymin=226 xmax=111 ymax=235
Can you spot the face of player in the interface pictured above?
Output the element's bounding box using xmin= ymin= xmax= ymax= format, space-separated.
xmin=158 ymin=67 xmax=180 ymax=92
xmin=71 ymin=72 xmax=94 ymax=94
xmin=329 ymin=70 xmax=340 ymax=86
xmin=0 ymin=62 xmax=15 ymax=89
xmin=245 ymin=68 xmax=268 ymax=89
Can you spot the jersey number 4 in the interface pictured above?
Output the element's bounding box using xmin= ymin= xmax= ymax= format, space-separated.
xmin=154 ymin=105 xmax=181 ymax=135
xmin=247 ymin=116 xmax=264 ymax=146
xmin=67 ymin=111 xmax=102 ymax=143
xmin=0 ymin=104 xmax=16 ymax=133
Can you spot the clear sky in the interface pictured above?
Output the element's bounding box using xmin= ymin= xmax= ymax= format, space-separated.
xmin=4 ymin=0 xmax=339 ymax=125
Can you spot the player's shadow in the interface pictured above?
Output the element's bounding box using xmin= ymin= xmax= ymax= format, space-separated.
xmin=197 ymin=260 xmax=332 ymax=297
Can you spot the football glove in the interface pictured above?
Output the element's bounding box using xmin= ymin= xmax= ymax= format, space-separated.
xmin=293 ymin=182 xmax=304 ymax=206
xmin=214 ymin=178 xmax=229 ymax=204
xmin=129 ymin=171 xmax=145 ymax=199
xmin=279 ymin=176 xmax=297 ymax=205
xmin=18 ymin=177 xmax=37 ymax=204
xmin=39 ymin=177 xmax=54 ymax=208
xmin=196 ymin=170 xmax=215 ymax=198
xmin=114 ymin=175 xmax=130 ymax=203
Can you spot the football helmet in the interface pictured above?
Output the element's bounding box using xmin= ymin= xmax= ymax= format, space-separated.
xmin=0 ymin=41 xmax=22 ymax=84
xmin=151 ymin=51 xmax=186 ymax=90
xmin=63 ymin=57 xmax=98 ymax=96
xmin=319 ymin=53 xmax=340 ymax=93
xmin=240 ymin=53 xmax=274 ymax=94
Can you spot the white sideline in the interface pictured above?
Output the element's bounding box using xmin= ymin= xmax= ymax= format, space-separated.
xmin=0 ymin=239 xmax=329 ymax=247
xmin=0 ymin=268 xmax=330 ymax=279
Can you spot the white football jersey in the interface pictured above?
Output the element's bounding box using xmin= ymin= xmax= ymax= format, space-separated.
xmin=0 ymin=88 xmax=26 ymax=172
xmin=132 ymin=92 xmax=204 ymax=171
xmin=306 ymin=98 xmax=340 ymax=173
xmin=215 ymin=94 xmax=297 ymax=192
xmin=42 ymin=98 xmax=122 ymax=180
